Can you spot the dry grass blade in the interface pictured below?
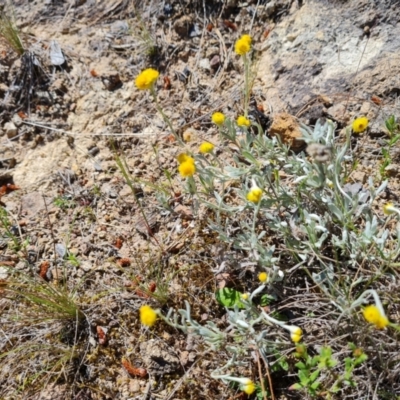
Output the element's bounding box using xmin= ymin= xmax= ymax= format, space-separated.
xmin=3 ymin=270 xmax=84 ymax=322
xmin=0 ymin=7 xmax=24 ymax=56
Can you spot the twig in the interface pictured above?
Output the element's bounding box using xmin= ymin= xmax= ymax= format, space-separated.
xmin=257 ymin=349 xmax=268 ymax=400
xmin=42 ymin=194 xmax=58 ymax=265
xmin=261 ymin=353 xmax=275 ymax=400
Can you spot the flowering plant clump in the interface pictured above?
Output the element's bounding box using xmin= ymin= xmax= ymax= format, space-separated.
xmin=237 ymin=115 xmax=251 ymax=127
xmin=135 ymin=68 xmax=159 ymax=90
xmin=156 ymin=112 xmax=400 ymax=395
xmin=133 ymin=49 xmax=400 ymax=398
xmin=212 ymin=112 xmax=225 ymax=126
xmin=199 ymin=142 xmax=215 ymax=154
xmin=352 ymin=116 xmax=369 ymax=133
xmin=139 ymin=305 xmax=157 ymax=327
xmin=234 ymin=34 xmax=252 ymax=55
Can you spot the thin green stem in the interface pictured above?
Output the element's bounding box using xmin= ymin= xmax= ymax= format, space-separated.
xmin=150 ymin=86 xmax=184 ymax=146
xmin=243 ymin=54 xmax=250 ymax=117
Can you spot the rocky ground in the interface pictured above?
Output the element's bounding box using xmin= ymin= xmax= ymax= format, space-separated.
xmin=1 ymin=0 xmax=400 ymax=399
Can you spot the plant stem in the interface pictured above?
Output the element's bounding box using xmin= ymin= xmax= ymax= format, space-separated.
xmin=150 ymin=86 xmax=184 ymax=146
xmin=243 ymin=54 xmax=250 ymax=117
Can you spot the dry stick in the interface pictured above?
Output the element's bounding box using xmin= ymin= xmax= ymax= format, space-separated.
xmin=256 ymin=349 xmax=268 ymax=400
xmin=261 ymin=354 xmax=275 ymax=400
xmin=42 ymin=193 xmax=58 ymax=268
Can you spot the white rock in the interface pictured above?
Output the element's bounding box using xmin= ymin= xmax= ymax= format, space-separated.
xmin=199 ymin=58 xmax=211 ymax=71
xmin=0 ymin=267 xmax=8 ymax=280
xmin=4 ymin=122 xmax=17 ymax=138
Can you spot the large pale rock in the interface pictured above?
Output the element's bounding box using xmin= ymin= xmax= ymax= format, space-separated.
xmin=256 ymin=0 xmax=400 ymax=130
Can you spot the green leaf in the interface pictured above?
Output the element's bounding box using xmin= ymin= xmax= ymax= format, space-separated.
xmin=299 ymin=370 xmax=310 ymax=384
xmin=290 ymin=383 xmax=303 ymax=390
xmin=295 ymin=361 xmax=307 ymax=370
xmin=355 ymin=353 xmax=368 ymax=365
xmin=310 ymin=380 xmax=320 ymax=390
xmin=260 ymin=294 xmax=275 ymax=306
xmin=310 ymin=356 xmax=319 ymax=367
xmin=215 ymin=288 xmax=245 ymax=309
xmin=309 ymin=370 xmax=320 ymax=383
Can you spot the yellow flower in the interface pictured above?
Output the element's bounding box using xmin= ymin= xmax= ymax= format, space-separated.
xmin=242 ymin=379 xmax=256 ymax=395
xmin=177 ymin=153 xmax=195 ymax=165
xmin=352 ymin=116 xmax=369 ymax=134
xmin=291 ymin=333 xmax=302 ymax=343
xmin=326 ymin=179 xmax=334 ymax=188
xmin=363 ymin=305 xmax=389 ymax=329
xmin=135 ymin=68 xmax=159 ymax=90
xmin=139 ymin=305 xmax=157 ymax=327
xmin=383 ymin=202 xmax=396 ymax=215
xmin=247 ymin=186 xmax=263 ymax=204
xmin=178 ymin=161 xmax=196 ymax=178
xmin=258 ymin=272 xmax=268 ymax=283
xmin=235 ymin=35 xmax=252 ymax=55
xmin=290 ymin=327 xmax=303 ymax=343
xmin=199 ymin=142 xmax=215 ymax=154
xmin=212 ymin=112 xmax=225 ymax=126
xmin=241 ymin=293 xmax=250 ymax=300
xmin=237 ymin=115 xmax=251 ymax=127
xmin=241 ymin=34 xmax=252 ymax=45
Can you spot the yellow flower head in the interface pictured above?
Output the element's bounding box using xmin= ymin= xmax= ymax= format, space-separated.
xmin=247 ymin=186 xmax=263 ymax=204
xmin=139 ymin=305 xmax=157 ymax=327
xmin=258 ymin=272 xmax=268 ymax=283
xmin=290 ymin=327 xmax=303 ymax=343
xmin=383 ymin=202 xmax=396 ymax=216
xmin=177 ymin=153 xmax=195 ymax=165
xmin=326 ymin=179 xmax=334 ymax=189
xmin=291 ymin=333 xmax=302 ymax=343
xmin=235 ymin=35 xmax=252 ymax=55
xmin=135 ymin=68 xmax=159 ymax=90
xmin=241 ymin=34 xmax=252 ymax=45
xmin=241 ymin=293 xmax=250 ymax=300
xmin=212 ymin=112 xmax=225 ymax=126
xmin=199 ymin=142 xmax=215 ymax=154
xmin=178 ymin=161 xmax=196 ymax=178
xmin=352 ymin=116 xmax=369 ymax=134
xmin=363 ymin=305 xmax=389 ymax=329
xmin=242 ymin=380 xmax=256 ymax=395
xmin=237 ymin=115 xmax=251 ymax=127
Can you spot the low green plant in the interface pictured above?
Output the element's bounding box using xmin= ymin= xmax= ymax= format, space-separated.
xmin=380 ymin=146 xmax=392 ymax=180
xmin=131 ymin=6 xmax=158 ymax=57
xmin=66 ymin=252 xmax=80 ymax=267
xmin=384 ymin=114 xmax=400 ymax=138
xmin=379 ymin=115 xmax=400 ymax=179
xmin=291 ymin=343 xmax=367 ymax=397
xmin=3 ymin=268 xmax=84 ymax=322
xmin=53 ymin=196 xmax=77 ymax=210
xmin=0 ymin=6 xmax=24 ymax=55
